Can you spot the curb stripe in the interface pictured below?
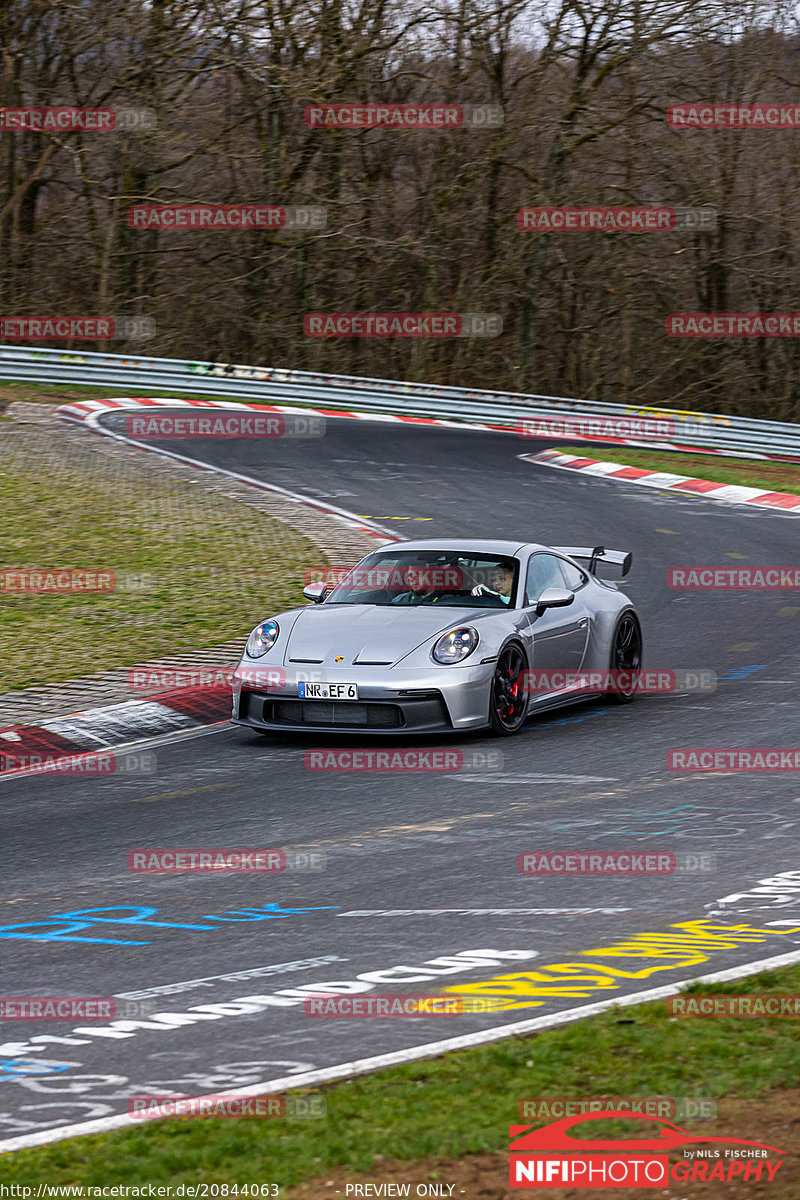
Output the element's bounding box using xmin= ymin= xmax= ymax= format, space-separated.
xmin=523 ymin=449 xmax=800 ymax=513
xmin=0 ymin=691 xmax=230 ymax=780
xmin=59 ymin=395 xmax=792 ymax=455
xmin=56 ymin=396 xmax=800 ymax=465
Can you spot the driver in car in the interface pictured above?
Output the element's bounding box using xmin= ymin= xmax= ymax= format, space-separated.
xmin=471 ymin=564 xmax=514 ymax=605
xmin=391 ymin=564 xmax=442 ymax=605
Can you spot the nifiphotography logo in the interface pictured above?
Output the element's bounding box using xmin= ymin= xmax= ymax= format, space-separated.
xmin=508 ymin=1111 xmax=785 ymax=1188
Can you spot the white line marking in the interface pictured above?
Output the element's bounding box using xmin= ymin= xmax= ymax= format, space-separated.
xmin=337 ymin=908 xmax=631 ymax=917
xmin=352 ymin=412 xmax=403 ymax=422
xmin=575 ymin=462 xmax=637 ymax=478
xmin=3 ymin=945 xmax=800 ymax=1153
xmin=706 ymin=484 xmax=778 ymax=502
xmin=523 ymin=451 xmax=800 ymax=516
xmin=630 ymin=472 xmax=692 ymax=488
xmin=456 ymin=773 xmax=618 ymax=784
xmin=41 ymin=701 xmax=197 ymax=747
xmin=114 ymin=955 xmax=348 ymax=1000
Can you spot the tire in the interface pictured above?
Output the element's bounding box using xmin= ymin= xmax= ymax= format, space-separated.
xmin=606 ymin=610 xmax=643 ymax=704
xmin=489 ymin=642 xmax=529 ymax=736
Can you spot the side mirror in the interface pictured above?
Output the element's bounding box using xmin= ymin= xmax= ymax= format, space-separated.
xmin=303 ymin=581 xmax=328 ymax=603
xmin=535 ymin=587 xmax=575 ymax=615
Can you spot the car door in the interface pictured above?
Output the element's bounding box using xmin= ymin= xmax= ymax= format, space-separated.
xmin=520 ymin=552 xmax=590 ymax=675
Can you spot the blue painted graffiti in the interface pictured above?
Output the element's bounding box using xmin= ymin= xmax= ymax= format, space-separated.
xmin=532 ymin=707 xmax=612 ymax=730
xmin=0 ymin=903 xmax=339 ymax=945
xmin=0 ymin=1060 xmax=72 ymax=1077
xmin=717 ymin=664 xmax=768 ymax=681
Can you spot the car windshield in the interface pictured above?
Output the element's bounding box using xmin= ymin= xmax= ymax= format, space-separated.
xmin=324 ymin=550 xmax=519 ymax=608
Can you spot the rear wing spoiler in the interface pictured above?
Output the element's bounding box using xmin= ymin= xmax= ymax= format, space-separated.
xmin=555 ymin=545 xmax=632 ymax=578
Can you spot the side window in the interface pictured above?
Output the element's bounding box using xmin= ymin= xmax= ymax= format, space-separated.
xmin=524 ymin=554 xmax=567 ymax=606
xmin=558 ymin=558 xmax=587 ymax=591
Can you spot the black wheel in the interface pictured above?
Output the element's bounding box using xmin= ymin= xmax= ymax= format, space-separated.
xmin=607 ymin=611 xmax=643 ymax=704
xmin=489 ymin=642 xmax=529 ymax=735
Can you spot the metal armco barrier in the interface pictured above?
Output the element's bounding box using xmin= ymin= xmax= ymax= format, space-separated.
xmin=2 ymin=343 xmax=799 ymax=459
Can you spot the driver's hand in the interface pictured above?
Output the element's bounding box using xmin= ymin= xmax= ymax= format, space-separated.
xmin=471 ymin=583 xmax=495 ymax=596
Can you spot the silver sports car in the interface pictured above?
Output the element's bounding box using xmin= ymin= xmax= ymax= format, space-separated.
xmin=231 ymin=539 xmax=641 ymax=737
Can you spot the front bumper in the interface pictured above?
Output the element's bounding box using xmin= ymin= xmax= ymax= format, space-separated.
xmin=231 ymin=662 xmax=493 ymax=735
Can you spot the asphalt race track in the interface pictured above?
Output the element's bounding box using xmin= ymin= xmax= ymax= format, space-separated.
xmin=2 ymin=413 xmax=800 ymax=1147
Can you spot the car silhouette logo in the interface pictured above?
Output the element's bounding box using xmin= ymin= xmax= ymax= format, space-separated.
xmin=510 ymin=1110 xmax=783 ymax=1154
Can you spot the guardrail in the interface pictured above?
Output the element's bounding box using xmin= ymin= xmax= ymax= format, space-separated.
xmin=2 ymin=343 xmax=799 ymax=460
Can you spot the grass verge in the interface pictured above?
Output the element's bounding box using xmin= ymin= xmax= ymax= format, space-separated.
xmin=0 ymin=420 xmax=319 ymax=690
xmin=0 ymin=379 xmax=323 ymax=410
xmin=0 ymin=968 xmax=799 ymax=1186
xmin=556 ymin=445 xmax=800 ymax=495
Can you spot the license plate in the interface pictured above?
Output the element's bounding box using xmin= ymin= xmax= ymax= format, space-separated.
xmin=298 ymin=681 xmax=358 ymax=700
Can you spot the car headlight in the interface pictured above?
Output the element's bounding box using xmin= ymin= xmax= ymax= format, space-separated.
xmin=246 ymin=619 xmax=279 ymax=657
xmin=432 ymin=626 xmax=479 ymax=665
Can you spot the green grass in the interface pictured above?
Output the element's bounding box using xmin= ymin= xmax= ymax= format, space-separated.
xmin=0 ymin=379 xmax=229 ymax=406
xmin=1 ymin=968 xmax=798 ymax=1186
xmin=0 ymin=379 xmax=325 ymax=410
xmin=558 ymin=445 xmax=800 ymax=495
xmin=0 ymin=422 xmax=320 ymax=689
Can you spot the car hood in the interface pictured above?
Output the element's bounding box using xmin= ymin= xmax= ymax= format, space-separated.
xmin=282 ymin=604 xmax=491 ymax=667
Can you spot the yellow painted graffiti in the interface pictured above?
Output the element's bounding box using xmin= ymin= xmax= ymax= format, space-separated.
xmin=622 ymin=405 xmax=731 ymax=426
xmin=444 ymin=920 xmax=800 ymax=1012
xmin=581 ymin=919 xmax=774 ymax=961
